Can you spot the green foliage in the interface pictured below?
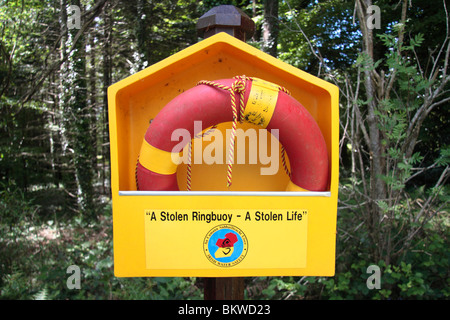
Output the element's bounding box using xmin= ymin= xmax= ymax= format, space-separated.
xmin=0 ymin=182 xmax=42 ymax=299
xmin=278 ymin=0 xmax=361 ymax=72
xmin=0 ymin=98 xmax=53 ymax=191
xmin=296 ymin=212 xmax=449 ymax=300
xmin=120 ymin=0 xmax=204 ymax=69
xmin=0 ymin=185 xmax=203 ymax=300
xmin=1 ymin=0 xmax=448 ymax=301
xmin=243 ymin=213 xmax=448 ymax=300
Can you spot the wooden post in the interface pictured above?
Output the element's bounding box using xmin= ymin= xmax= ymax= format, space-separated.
xmin=197 ymin=5 xmax=255 ymax=301
xmin=204 ymin=277 xmax=245 ymax=300
xmin=197 ymin=5 xmax=255 ymax=42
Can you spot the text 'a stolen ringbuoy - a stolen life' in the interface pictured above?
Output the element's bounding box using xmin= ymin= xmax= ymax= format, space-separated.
xmin=145 ymin=209 xmax=308 ymax=223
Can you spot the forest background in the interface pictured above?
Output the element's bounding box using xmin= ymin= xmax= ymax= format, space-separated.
xmin=0 ymin=0 xmax=448 ymax=300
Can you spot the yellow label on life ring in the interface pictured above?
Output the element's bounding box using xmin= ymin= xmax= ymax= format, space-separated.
xmin=243 ymin=78 xmax=279 ymax=128
xmin=139 ymin=140 xmax=181 ymax=175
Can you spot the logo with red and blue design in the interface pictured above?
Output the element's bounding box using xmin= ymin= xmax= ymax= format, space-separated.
xmin=203 ymin=224 xmax=248 ymax=267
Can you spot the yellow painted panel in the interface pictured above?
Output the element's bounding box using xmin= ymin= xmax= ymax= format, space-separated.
xmin=108 ymin=32 xmax=339 ymax=277
xmin=144 ymin=209 xmax=307 ymax=270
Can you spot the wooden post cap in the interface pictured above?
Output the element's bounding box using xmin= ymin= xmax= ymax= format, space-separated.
xmin=197 ymin=5 xmax=255 ymax=42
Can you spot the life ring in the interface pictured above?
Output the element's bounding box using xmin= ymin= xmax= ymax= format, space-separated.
xmin=136 ymin=76 xmax=329 ymax=192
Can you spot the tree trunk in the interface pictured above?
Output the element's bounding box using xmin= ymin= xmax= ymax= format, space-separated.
xmin=63 ymin=0 xmax=96 ymax=217
xmin=102 ymin=0 xmax=113 ymax=196
xmin=355 ymin=0 xmax=387 ymax=262
xmin=262 ymin=0 xmax=279 ymax=57
xmin=59 ymin=0 xmax=79 ymax=209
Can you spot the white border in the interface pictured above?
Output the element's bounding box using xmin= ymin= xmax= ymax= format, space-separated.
xmin=118 ymin=191 xmax=331 ymax=197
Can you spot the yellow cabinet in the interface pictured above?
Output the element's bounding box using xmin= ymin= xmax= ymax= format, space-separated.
xmin=108 ymin=33 xmax=339 ymax=277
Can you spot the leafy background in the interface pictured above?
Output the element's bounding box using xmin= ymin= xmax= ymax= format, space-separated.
xmin=0 ymin=0 xmax=448 ymax=300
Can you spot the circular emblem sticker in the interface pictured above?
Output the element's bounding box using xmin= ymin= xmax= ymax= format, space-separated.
xmin=203 ymin=224 xmax=248 ymax=267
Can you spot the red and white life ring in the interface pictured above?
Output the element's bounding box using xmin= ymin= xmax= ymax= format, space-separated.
xmin=136 ymin=76 xmax=329 ymax=192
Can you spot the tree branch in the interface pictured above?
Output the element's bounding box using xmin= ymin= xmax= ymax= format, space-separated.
xmin=19 ymin=0 xmax=108 ymax=106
